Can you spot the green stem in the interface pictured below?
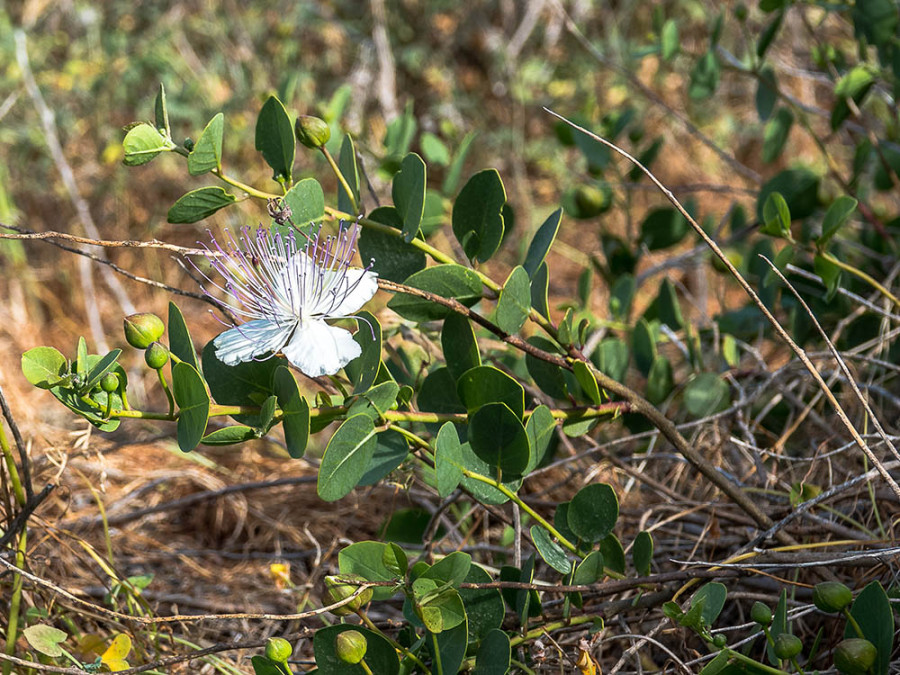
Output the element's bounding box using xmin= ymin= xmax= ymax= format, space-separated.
xmin=212 ymin=169 xmax=280 ymax=200
xmin=321 ymin=147 xmax=358 ymax=214
xmin=724 ymin=649 xmax=792 ymax=675
xmin=358 ymin=611 xmax=431 ymax=674
xmin=0 ymin=422 xmax=26 ymax=507
xmin=157 ymin=368 xmax=175 ymax=417
xmin=820 ymin=251 xmax=900 ymax=307
xmin=358 ymin=659 xmax=375 ymax=675
xmin=2 ymin=530 xmax=26 ymax=675
xmin=842 ymin=607 xmax=866 ymax=640
xmin=462 ymin=469 xmax=579 ymax=555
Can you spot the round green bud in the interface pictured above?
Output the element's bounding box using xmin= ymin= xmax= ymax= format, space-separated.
xmin=124 ymin=313 xmax=165 ymax=349
xmin=295 ymin=115 xmax=331 ymax=149
xmin=812 ymin=581 xmax=853 ymax=613
xmin=734 ymin=3 xmax=748 ymax=21
xmin=773 ymin=634 xmax=802 ymax=660
xmin=144 ymin=342 xmax=170 ymax=370
xmin=573 ymin=185 xmax=609 ymax=218
xmin=712 ymin=634 xmax=727 ymax=649
xmin=264 ymin=637 xmax=293 ymax=663
xmin=750 ymin=601 xmax=772 ymax=626
xmin=183 ymin=137 xmax=195 ymax=151
xmin=324 ymin=574 xmax=373 ymax=615
xmin=335 ymin=630 xmax=367 ymax=665
xmin=100 ymin=372 xmax=119 ymax=393
xmin=833 ymin=638 xmax=877 ymax=675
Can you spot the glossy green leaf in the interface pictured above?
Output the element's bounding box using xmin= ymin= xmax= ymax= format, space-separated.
xmin=756 ymin=11 xmax=784 ymax=59
xmin=457 ymin=366 xmax=525 ymax=419
xmin=413 ymin=577 xmax=467 ymax=632
xmin=568 ymin=483 xmax=618 ymax=543
xmin=313 ymin=625 xmax=399 ymax=675
xmin=349 ymin=381 xmax=399 ymax=420
xmin=756 ymin=65 xmax=778 ymax=121
xmin=531 ymin=261 xmax=550 ymax=320
xmin=345 ymin=311 xmax=382 ymax=394
xmin=421 ymin=551 xmax=471 ymax=587
xmin=473 ymin=629 xmax=510 ymax=675
xmin=468 ymin=403 xmax=530 ymax=477
xmin=524 ymin=405 xmax=556 ymax=474
xmin=338 ymin=134 xmax=360 ymax=213
xmin=435 ymin=422 xmax=465 ymax=497
xmin=358 ymin=206 xmax=426 ymax=282
xmin=441 ymin=313 xmax=481 ymax=381
xmin=421 ymin=132 xmax=450 ymax=165
xmin=592 ymin=338 xmax=629 ymax=383
xmin=154 ymin=83 xmax=170 ymax=137
xmin=387 ymin=264 xmax=483 ymax=322
xmin=766 ymin=590 xmax=788 ymax=665
xmin=338 ymin=541 xmax=400 ymax=601
xmin=525 ymin=336 xmax=568 ymax=400
xmin=76 ymin=337 xmax=88 ymax=375
xmin=428 ymin=621 xmax=468 ymax=674
xmin=693 ymin=582 xmax=727 ymax=627
xmin=172 ymin=362 xmax=210 ymax=452
xmin=358 ymin=429 xmax=409 ymax=486
xmin=609 ymin=274 xmax=635 ymax=321
xmin=661 ymin=19 xmax=679 ymax=60
xmin=123 ymin=123 xmax=168 ymax=166
xmin=572 ymin=360 xmax=601 ymax=405
xmin=640 ymin=207 xmax=689 ymax=250
xmin=167 ymin=186 xmax=238 ymax=224
xmin=495 ymin=266 xmax=531 ymax=334
xmin=283 ymin=177 xmax=326 ymax=226
xmin=461 ymin=564 xmax=504 ymax=642
xmin=633 ymin=531 xmax=653 ymax=576
xmin=524 ymin=208 xmax=562 ymax=278
xmin=459 ymin=441 xmax=523 ymax=505
xmin=253 ymin=394 xmax=274 ymax=431
xmin=452 ymin=169 xmax=506 ymax=263
xmin=689 ymin=51 xmax=720 ymax=100
xmin=273 ymin=366 xmax=310 ymax=458
xmin=392 ymin=153 xmax=427 ymax=242
xmin=632 ymin=318 xmax=657 ymax=377
xmin=530 ymin=525 xmax=571 ymax=573
xmin=646 ymin=356 xmax=674 ymax=405
xmin=574 ymin=550 xmax=604 ymax=584
xmin=418 ymin=367 xmax=466 ymax=415
xmin=762 ymin=107 xmax=794 ymax=164
xmin=250 ymin=655 xmax=283 ymax=675
xmin=255 ymin=96 xmax=294 ymax=182
xmin=21 ymin=346 xmax=67 ymax=389
xmin=818 ymin=196 xmax=857 ymax=248
xmin=814 ymin=254 xmax=842 ymax=301
xmin=201 ymin=425 xmax=257 ymax=445
xmin=187 ymin=113 xmax=224 ymax=175
xmin=82 ymin=349 xmax=122 ymax=392
xmin=757 ymin=168 xmax=820 ymax=222
xmin=317 ymin=414 xmax=378 ymax=501
xmin=846 ymin=581 xmax=893 ymax=675
xmin=600 ymin=534 xmax=626 ymax=574
xmin=202 ymin=342 xmax=285 ymax=426
xmin=683 ymin=373 xmax=731 ymax=417
xmin=761 ymin=192 xmax=791 ymax=238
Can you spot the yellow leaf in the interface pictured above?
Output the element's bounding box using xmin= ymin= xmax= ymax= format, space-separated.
xmin=576 ymin=640 xmax=599 ymax=675
xmin=101 ymin=634 xmax=132 ymax=672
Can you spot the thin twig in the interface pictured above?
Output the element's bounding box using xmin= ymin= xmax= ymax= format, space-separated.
xmin=0 ymin=382 xmax=32 ymax=502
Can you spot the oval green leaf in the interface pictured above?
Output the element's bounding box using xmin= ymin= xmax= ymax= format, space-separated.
xmin=273 ymin=366 xmax=310 ymax=458
xmin=317 ymin=414 xmax=378 ymax=502
xmin=530 ymin=525 xmax=571 ymax=574
xmin=495 ymin=265 xmax=531 ymax=335
xmin=387 ymin=264 xmax=483 ymax=322
xmin=123 ymin=123 xmax=168 ymax=166
xmin=568 ymin=483 xmax=619 ymax=543
xmin=22 ymin=346 xmax=67 ymax=389
xmin=392 ymin=152 xmax=426 ymax=242
xmin=188 ymin=113 xmax=224 ymax=175
xmin=167 ymin=186 xmax=238 ymax=224
xmin=255 ymin=96 xmax=294 ymax=182
xmin=172 ymin=362 xmax=210 ymax=452
xmin=468 ymin=402 xmax=530 ymax=477
xmin=452 ymin=169 xmax=506 ymax=263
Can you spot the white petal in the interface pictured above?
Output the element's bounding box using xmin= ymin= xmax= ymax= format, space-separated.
xmin=213 ymin=320 xmax=295 ymax=366
xmin=316 ymin=268 xmax=379 ymax=318
xmin=280 ymin=320 xmax=362 ymax=377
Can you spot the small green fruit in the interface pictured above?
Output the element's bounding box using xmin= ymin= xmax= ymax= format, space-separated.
xmin=773 ymin=633 xmax=802 ymax=660
xmin=183 ymin=137 xmax=195 ymax=151
xmin=573 ymin=185 xmax=609 ymax=218
xmin=264 ymin=637 xmax=293 ymax=663
xmin=324 ymin=574 xmax=373 ymax=615
xmin=335 ymin=630 xmax=367 ymax=664
xmin=750 ymin=601 xmax=772 ymax=626
xmin=100 ymin=372 xmax=119 ymax=393
xmin=712 ymin=634 xmax=727 ymax=649
xmin=833 ymin=638 xmax=877 ymax=675
xmin=144 ymin=342 xmax=170 ymax=370
xmin=812 ymin=581 xmax=853 ymax=613
xmin=295 ymin=115 xmax=331 ymax=149
xmin=124 ymin=313 xmax=165 ymax=349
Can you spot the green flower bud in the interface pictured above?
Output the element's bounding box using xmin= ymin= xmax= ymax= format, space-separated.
xmin=712 ymin=634 xmax=727 ymax=649
xmin=144 ymin=342 xmax=170 ymax=370
xmin=264 ymin=637 xmax=293 ymax=663
xmin=124 ymin=313 xmax=165 ymax=349
xmin=750 ymin=602 xmax=772 ymax=626
xmin=183 ymin=137 xmax=195 ymax=151
xmin=295 ymin=115 xmax=331 ymax=149
xmin=100 ymin=372 xmax=119 ymax=393
xmin=833 ymin=638 xmax=877 ymax=675
xmin=812 ymin=581 xmax=853 ymax=613
xmin=573 ymin=185 xmax=609 ymax=218
xmin=335 ymin=630 xmax=367 ymax=665
xmin=324 ymin=574 xmax=372 ymax=615
xmin=773 ymin=634 xmax=802 ymax=660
